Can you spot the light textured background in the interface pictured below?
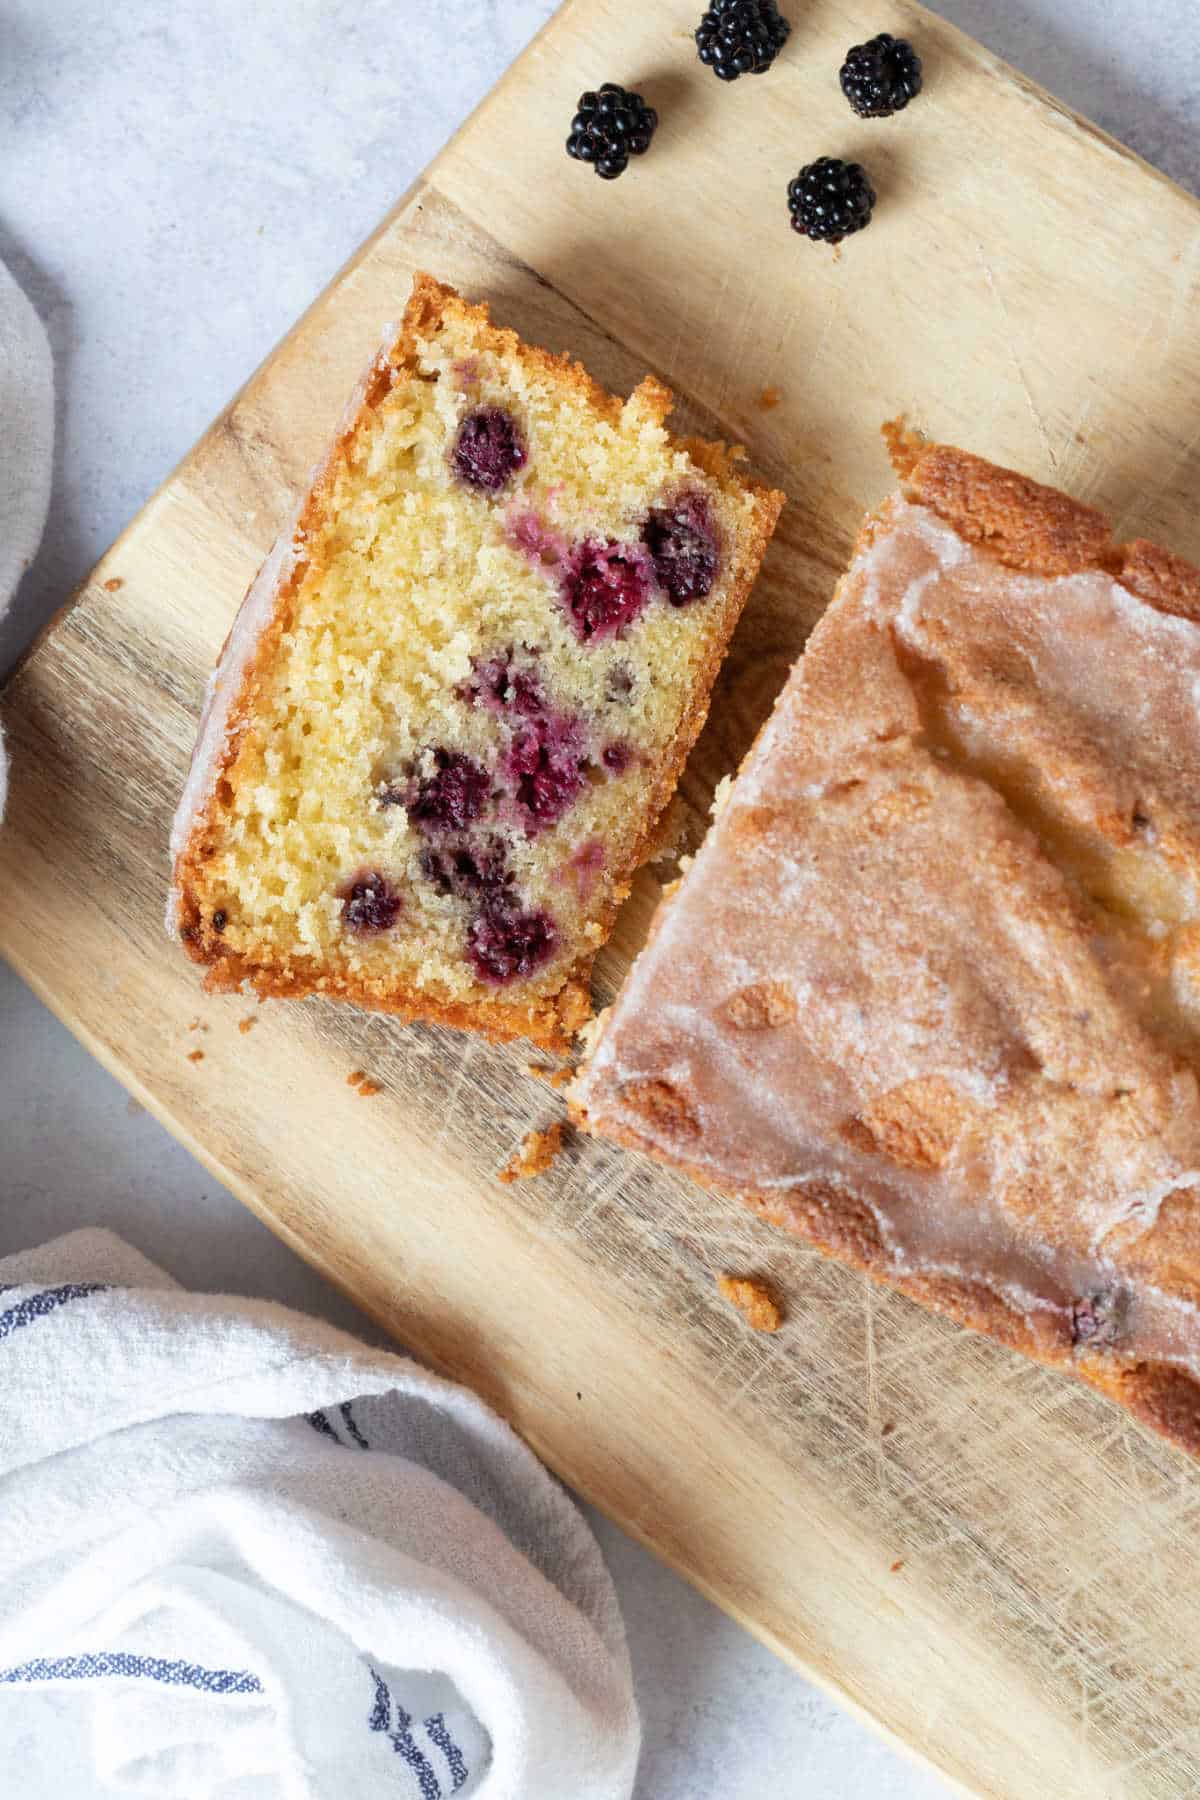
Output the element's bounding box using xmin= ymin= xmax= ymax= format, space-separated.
xmin=2 ymin=2 xmax=1197 ymax=1794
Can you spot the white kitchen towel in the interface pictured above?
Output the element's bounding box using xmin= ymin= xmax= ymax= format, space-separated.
xmin=0 ymin=1229 xmax=640 ymax=1799
xmin=0 ymin=255 xmax=54 ymax=818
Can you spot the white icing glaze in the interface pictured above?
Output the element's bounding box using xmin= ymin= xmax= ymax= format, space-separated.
xmin=578 ymin=501 xmax=1200 ymax=1377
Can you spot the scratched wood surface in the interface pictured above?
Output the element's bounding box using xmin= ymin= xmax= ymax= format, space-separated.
xmin=5 ymin=1 xmax=1200 ymax=1792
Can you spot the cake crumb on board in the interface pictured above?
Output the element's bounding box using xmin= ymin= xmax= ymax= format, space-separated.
xmin=756 ymin=385 xmax=782 ymax=411
xmin=238 ymin=1015 xmax=257 ymax=1034
xmin=347 ymin=1070 xmax=383 ymax=1097
xmin=718 ymin=1274 xmax=783 ymax=1333
xmin=499 ymin=1121 xmax=566 ymax=1183
xmin=186 ymin=1049 xmax=205 ymax=1064
xmin=527 ymin=1063 xmax=575 ymax=1091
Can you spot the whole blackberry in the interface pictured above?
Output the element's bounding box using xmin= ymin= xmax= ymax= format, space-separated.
xmin=695 ymin=0 xmax=790 ymax=80
xmin=566 ymin=84 xmax=657 ymax=180
xmin=788 ymin=158 xmax=876 ymax=245
xmin=839 ymin=32 xmax=922 ymax=118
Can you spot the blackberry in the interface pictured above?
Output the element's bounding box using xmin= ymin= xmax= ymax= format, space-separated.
xmin=419 ymin=840 xmax=511 ymax=901
xmin=452 ymin=407 xmax=526 ymax=493
xmin=787 ymin=158 xmax=876 ymax=245
xmin=566 ymin=84 xmax=657 ymax=181
xmin=641 ymin=490 xmax=720 ymax=604
xmin=839 ymin=33 xmax=922 ymax=118
xmin=466 ymin=649 xmax=546 ymax=718
xmin=339 ymin=870 xmax=401 ymax=937
xmin=506 ymin=706 xmax=588 ymax=835
xmin=468 ymin=899 xmax=557 ymax=985
xmin=406 ymin=749 xmax=490 ymax=834
xmin=560 ymin=540 xmax=650 ymax=641
xmin=695 ymin=0 xmax=790 ymax=81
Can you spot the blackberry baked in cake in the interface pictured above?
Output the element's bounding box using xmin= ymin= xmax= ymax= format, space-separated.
xmin=572 ymin=426 xmax=1200 ymax=1454
xmin=170 ymin=275 xmax=783 ymax=1049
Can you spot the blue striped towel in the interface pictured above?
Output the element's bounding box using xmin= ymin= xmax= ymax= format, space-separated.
xmin=0 ymin=1231 xmax=639 ymax=1798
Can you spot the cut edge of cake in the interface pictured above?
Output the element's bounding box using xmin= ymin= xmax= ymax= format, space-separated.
xmin=571 ymin=424 xmax=1200 ymax=1458
xmin=169 ymin=274 xmax=785 ymax=1051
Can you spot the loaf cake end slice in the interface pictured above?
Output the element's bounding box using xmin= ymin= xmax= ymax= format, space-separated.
xmin=572 ymin=426 xmax=1200 ymax=1454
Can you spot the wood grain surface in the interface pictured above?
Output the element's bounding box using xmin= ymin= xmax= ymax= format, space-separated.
xmin=6 ymin=1 xmax=1200 ymax=1792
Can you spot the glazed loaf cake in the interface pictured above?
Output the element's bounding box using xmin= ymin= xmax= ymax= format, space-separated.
xmin=170 ymin=275 xmax=783 ymax=1049
xmin=572 ymin=427 xmax=1200 ymax=1455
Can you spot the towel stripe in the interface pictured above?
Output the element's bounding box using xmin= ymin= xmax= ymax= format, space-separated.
xmin=392 ymin=1695 xmax=442 ymax=1800
xmin=0 ymin=1652 xmax=262 ymax=1694
xmin=0 ymin=1284 xmax=107 ymax=1343
xmin=424 ymin=1712 xmax=470 ymax=1792
xmin=368 ymin=1667 xmax=443 ymax=1798
xmin=340 ymin=1400 xmax=370 ymax=1450
xmin=368 ymin=1667 xmax=391 ymax=1733
xmin=306 ymin=1404 xmax=370 ymax=1451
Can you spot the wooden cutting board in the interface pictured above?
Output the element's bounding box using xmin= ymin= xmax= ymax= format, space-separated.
xmin=6 ymin=0 xmax=1200 ymax=1791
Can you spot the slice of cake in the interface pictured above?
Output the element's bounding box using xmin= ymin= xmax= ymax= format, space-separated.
xmin=571 ymin=427 xmax=1200 ymax=1454
xmin=170 ymin=275 xmax=783 ymax=1049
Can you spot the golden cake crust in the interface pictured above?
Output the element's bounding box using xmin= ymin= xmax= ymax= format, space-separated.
xmin=172 ymin=275 xmax=783 ymax=1051
xmin=572 ymin=428 xmax=1200 ymax=1456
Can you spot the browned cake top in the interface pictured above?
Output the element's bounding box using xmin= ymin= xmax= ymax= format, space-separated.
xmin=573 ymin=485 xmax=1200 ymax=1381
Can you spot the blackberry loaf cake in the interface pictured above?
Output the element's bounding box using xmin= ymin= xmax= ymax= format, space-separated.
xmin=170 ymin=276 xmax=783 ymax=1049
xmin=572 ymin=426 xmax=1200 ymax=1453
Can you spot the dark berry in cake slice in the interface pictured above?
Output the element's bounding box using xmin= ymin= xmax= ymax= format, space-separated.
xmin=560 ymin=541 xmax=651 ymax=641
xmin=788 ymin=159 xmax=876 ymax=244
xmin=340 ymin=870 xmax=402 ymax=936
xmin=601 ymin=741 xmax=633 ymax=774
xmin=452 ymin=407 xmax=527 ymax=493
xmin=695 ymin=0 xmax=790 ymax=81
xmin=468 ymin=899 xmax=558 ymax=984
xmin=468 ymin=649 xmax=547 ymax=718
xmin=420 ymin=838 xmax=513 ymax=901
xmin=507 ymin=713 xmax=588 ymax=834
xmin=642 ymin=491 xmax=720 ymax=604
xmin=405 ymin=749 xmax=490 ymax=834
xmin=839 ymin=33 xmax=922 ymax=118
xmin=566 ymin=84 xmax=658 ymax=180
xmin=463 ymin=647 xmax=590 ymax=833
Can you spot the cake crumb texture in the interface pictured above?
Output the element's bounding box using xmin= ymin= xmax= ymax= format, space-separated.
xmin=718 ymin=1274 xmax=783 ymax=1332
xmin=346 ymin=1069 xmax=383 ymax=1097
xmin=171 ymin=274 xmax=783 ymax=1050
xmin=499 ymin=1120 xmax=566 ymax=1183
xmin=528 ymin=1062 xmax=575 ymax=1090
